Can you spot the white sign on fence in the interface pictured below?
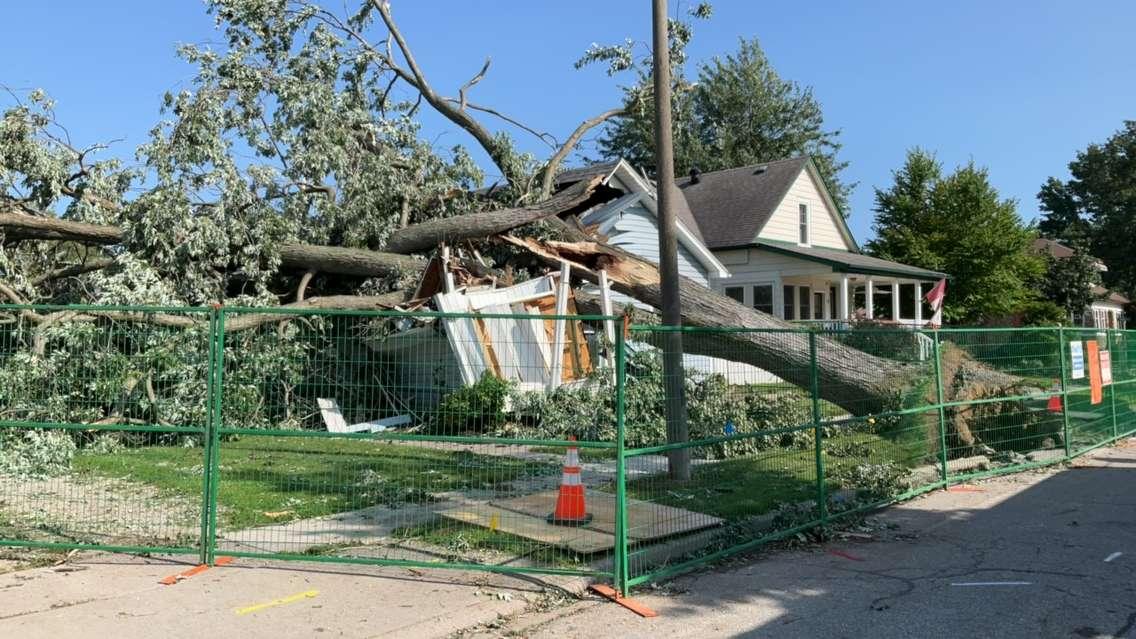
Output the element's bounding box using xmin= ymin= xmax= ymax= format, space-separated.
xmin=1100 ymin=350 xmax=1113 ymax=386
xmin=1070 ymin=341 xmax=1085 ymax=380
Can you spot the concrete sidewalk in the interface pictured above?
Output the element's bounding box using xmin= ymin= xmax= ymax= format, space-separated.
xmin=487 ymin=440 xmax=1136 ymax=638
xmin=0 ymin=553 xmax=580 ymax=638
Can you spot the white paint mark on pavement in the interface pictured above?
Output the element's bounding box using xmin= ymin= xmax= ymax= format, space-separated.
xmin=1105 ymin=552 xmax=1123 ymax=563
xmin=950 ymin=582 xmax=1033 ymax=587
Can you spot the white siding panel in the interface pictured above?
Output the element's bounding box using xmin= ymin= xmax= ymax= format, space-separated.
xmin=608 ymin=202 xmax=710 ymax=286
xmin=715 ymin=250 xmax=832 ymax=281
xmin=757 ymin=169 xmax=850 ymax=250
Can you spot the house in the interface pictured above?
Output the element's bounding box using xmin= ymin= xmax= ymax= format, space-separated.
xmin=557 ymin=157 xmax=946 ymax=326
xmin=1033 ymin=238 xmax=1129 ymax=329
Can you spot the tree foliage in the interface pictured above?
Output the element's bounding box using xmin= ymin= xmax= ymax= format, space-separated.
xmin=1038 ymin=121 xmax=1136 ymax=304
xmin=867 ymin=149 xmax=1044 ymax=324
xmin=581 ymin=29 xmax=852 ymax=212
xmin=1039 ymin=240 xmax=1101 ymax=319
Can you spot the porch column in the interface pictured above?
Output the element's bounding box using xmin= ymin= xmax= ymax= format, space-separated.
xmin=891 ymin=281 xmax=901 ymax=322
xmin=913 ymin=281 xmax=923 ymax=327
xmin=865 ymin=278 xmax=875 ymax=320
xmin=838 ymin=274 xmax=850 ymax=320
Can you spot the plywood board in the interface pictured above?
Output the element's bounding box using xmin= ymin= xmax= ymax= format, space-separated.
xmin=492 ymin=490 xmax=723 ymax=541
xmin=437 ymin=506 xmax=614 ymax=554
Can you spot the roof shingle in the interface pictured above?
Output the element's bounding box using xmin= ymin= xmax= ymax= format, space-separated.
xmin=676 ymin=157 xmax=809 ymax=249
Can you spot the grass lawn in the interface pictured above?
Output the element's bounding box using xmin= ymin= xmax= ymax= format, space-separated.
xmin=529 ymin=446 xmax=617 ymax=461
xmin=74 ymin=436 xmax=555 ymax=530
xmin=624 ymin=431 xmax=923 ymax=521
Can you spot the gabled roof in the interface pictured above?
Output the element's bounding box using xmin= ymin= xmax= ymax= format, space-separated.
xmin=676 ymin=157 xmax=825 ymax=249
xmin=1032 ymin=238 xmax=1076 ymax=259
xmin=753 ymin=240 xmax=947 ymax=281
xmin=555 ymin=159 xmax=707 ymax=245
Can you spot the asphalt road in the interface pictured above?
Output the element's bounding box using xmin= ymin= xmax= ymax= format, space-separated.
xmin=497 ymin=440 xmax=1136 ymax=638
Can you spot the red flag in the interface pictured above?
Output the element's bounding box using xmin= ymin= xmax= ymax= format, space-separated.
xmin=924 ymin=279 xmax=947 ymax=326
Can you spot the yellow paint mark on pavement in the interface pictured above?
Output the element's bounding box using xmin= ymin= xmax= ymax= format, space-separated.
xmin=489 ymin=513 xmax=500 ymax=531
xmin=234 ymin=589 xmax=319 ymax=616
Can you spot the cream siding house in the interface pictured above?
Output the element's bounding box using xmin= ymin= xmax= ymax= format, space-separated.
xmin=678 ymin=157 xmax=945 ymax=326
xmin=556 ymin=156 xmax=945 ymax=326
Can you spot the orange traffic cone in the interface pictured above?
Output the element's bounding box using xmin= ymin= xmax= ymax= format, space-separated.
xmin=1047 ymin=379 xmax=1063 ymax=413
xmin=547 ymin=436 xmax=593 ymax=526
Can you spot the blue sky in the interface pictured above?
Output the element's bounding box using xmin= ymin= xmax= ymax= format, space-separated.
xmin=3 ymin=1 xmax=1134 ymax=241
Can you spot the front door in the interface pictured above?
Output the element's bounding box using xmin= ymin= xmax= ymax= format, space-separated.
xmin=813 ymin=292 xmax=824 ymax=320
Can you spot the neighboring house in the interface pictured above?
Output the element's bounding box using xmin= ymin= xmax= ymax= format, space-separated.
xmin=556 ymin=157 xmax=946 ymax=326
xmin=1033 ymin=238 xmax=1129 ymax=329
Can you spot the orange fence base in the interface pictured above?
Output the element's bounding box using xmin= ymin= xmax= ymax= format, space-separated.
xmin=589 ymin=584 xmax=658 ymax=618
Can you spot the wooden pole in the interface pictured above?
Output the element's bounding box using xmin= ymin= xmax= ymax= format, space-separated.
xmin=652 ymin=0 xmax=690 ymax=481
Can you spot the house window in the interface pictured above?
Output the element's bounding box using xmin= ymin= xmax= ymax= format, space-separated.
xmin=752 ymin=285 xmax=774 ymax=315
xmin=724 ymin=286 xmax=744 ymax=304
xmin=783 ymin=285 xmax=795 ymax=319
xmin=798 ymin=203 xmax=809 ymax=245
xmin=829 ymin=286 xmax=838 ymax=319
xmin=799 ymin=286 xmax=811 ymax=320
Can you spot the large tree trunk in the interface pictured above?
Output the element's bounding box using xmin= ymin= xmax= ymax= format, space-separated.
xmin=383 ymin=175 xmax=606 ymax=253
xmin=0 ymin=178 xmax=611 ymax=279
xmin=503 ymin=234 xmax=1019 ymax=419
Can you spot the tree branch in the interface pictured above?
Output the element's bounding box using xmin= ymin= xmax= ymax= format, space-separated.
xmin=539 ymin=107 xmax=626 ymax=199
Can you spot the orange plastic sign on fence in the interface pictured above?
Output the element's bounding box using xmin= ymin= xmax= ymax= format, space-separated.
xmin=1087 ymin=341 xmax=1103 ymax=405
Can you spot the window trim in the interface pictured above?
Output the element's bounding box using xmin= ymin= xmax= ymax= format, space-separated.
xmin=751 ymin=283 xmax=774 ymax=315
xmin=798 ymin=203 xmax=810 ymax=247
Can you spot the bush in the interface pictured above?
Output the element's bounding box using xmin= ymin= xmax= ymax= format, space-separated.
xmin=429 ymin=373 xmax=511 ymax=435
xmin=0 ymin=430 xmax=77 ymax=478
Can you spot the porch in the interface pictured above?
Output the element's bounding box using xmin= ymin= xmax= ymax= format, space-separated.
xmin=716 ymin=241 xmax=947 ymax=328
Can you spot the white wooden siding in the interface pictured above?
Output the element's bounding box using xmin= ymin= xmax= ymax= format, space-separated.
xmin=757 ymin=169 xmax=850 ymax=250
xmin=602 ymin=201 xmax=711 ymax=287
xmin=714 ymin=249 xmax=833 ymax=280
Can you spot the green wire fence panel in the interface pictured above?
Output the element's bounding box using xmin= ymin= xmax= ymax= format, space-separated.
xmin=211 ymin=308 xmax=621 ymax=577
xmin=0 ymin=302 xmax=1134 ymax=591
xmin=0 ymin=305 xmax=212 ymax=556
xmin=936 ymin=328 xmax=1070 ymax=479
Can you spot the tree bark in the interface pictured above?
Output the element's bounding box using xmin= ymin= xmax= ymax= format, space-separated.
xmin=383 ymin=175 xmax=605 ymax=254
xmin=503 ymin=234 xmax=917 ymax=415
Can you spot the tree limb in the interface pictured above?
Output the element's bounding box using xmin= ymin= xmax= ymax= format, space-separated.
xmin=370 ymin=0 xmax=519 ymax=185
xmin=383 ymin=174 xmax=607 ymax=254
xmin=538 ymin=107 xmax=625 ymax=200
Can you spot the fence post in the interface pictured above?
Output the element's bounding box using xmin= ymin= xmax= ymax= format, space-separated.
xmin=613 ymin=316 xmax=630 ymax=596
xmin=809 ymin=332 xmax=827 ymax=524
xmin=205 ymin=306 xmax=226 ymax=565
xmin=198 ymin=308 xmax=217 ymax=565
xmin=1108 ymin=330 xmax=1119 ymax=441
xmin=931 ymin=331 xmax=948 ymax=483
xmin=1057 ymin=327 xmax=1071 ymax=459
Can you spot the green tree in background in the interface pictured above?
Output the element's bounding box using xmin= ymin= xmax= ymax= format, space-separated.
xmin=867 ymin=149 xmax=1044 ymax=324
xmin=1038 ymin=121 xmax=1136 ymax=304
xmin=580 ymin=30 xmax=851 ymax=212
xmin=1039 ymin=240 xmax=1101 ymax=320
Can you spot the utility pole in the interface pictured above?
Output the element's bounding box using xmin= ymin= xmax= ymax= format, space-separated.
xmin=652 ymin=0 xmax=690 ymax=481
